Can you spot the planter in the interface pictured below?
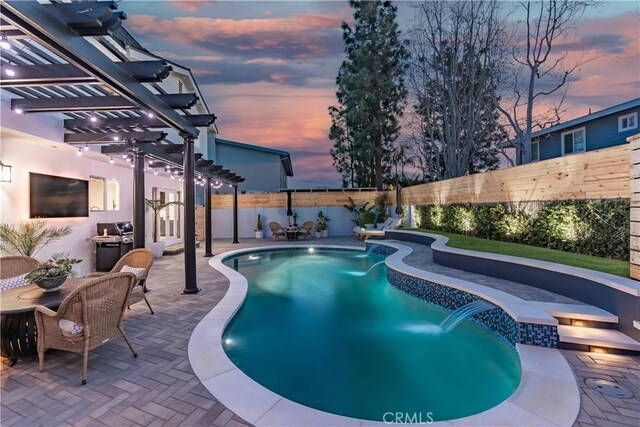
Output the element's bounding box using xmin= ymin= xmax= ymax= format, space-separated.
xmin=255 ymin=231 xmax=264 ymax=239
xmin=35 ymin=274 xmax=67 ymax=292
xmin=148 ymin=241 xmax=165 ymax=258
xmin=321 ymin=230 xmax=329 ymax=238
xmin=365 ymin=224 xmax=374 ymax=230
xmin=315 ymin=232 xmax=322 ymax=238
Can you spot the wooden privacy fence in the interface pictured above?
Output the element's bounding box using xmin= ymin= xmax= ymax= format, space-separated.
xmin=207 ymin=190 xmax=395 ymax=209
xmin=401 ymin=145 xmax=630 ymax=206
xmin=195 ymin=190 xmax=395 ymax=240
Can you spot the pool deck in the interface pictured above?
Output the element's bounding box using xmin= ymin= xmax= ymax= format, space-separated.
xmin=1 ymin=237 xmax=638 ymax=427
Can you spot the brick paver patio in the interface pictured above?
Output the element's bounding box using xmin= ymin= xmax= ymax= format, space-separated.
xmin=1 ymin=237 xmax=638 ymax=427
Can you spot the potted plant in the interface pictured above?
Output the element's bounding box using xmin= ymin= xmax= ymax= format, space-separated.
xmin=0 ymin=220 xmax=71 ymax=257
xmin=26 ymin=253 xmax=81 ymax=292
xmin=145 ymin=198 xmax=183 ymax=258
xmin=317 ymin=211 xmax=330 ymax=238
xmin=255 ymin=213 xmax=264 ymax=239
xmin=314 ymin=223 xmax=322 ymax=239
xmin=292 ymin=210 xmax=299 ymax=227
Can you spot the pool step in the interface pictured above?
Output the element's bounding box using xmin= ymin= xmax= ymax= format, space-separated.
xmin=557 ymin=325 xmax=640 ymax=353
xmin=537 ymin=302 xmax=618 ymax=326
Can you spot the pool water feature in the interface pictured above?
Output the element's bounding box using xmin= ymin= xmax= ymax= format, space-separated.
xmin=222 ymin=248 xmax=521 ymax=422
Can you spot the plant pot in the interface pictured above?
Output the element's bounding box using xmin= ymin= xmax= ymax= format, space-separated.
xmin=148 ymin=241 xmax=165 ymax=258
xmin=255 ymin=230 xmax=264 ymax=239
xmin=321 ymin=230 xmax=329 ymax=238
xmin=365 ymin=224 xmax=374 ymax=230
xmin=35 ymin=274 xmax=67 ymax=292
xmin=315 ymin=232 xmax=322 ymax=238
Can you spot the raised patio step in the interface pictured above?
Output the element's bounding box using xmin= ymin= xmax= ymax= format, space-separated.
xmin=163 ymin=241 xmax=200 ymax=256
xmin=537 ymin=302 xmax=618 ymax=323
xmin=557 ymin=325 xmax=640 ymax=352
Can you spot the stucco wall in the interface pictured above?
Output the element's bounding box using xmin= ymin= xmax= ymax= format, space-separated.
xmin=0 ymin=118 xmax=185 ymax=276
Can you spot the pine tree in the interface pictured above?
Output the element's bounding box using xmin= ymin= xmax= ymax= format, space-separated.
xmin=329 ymin=0 xmax=408 ymax=190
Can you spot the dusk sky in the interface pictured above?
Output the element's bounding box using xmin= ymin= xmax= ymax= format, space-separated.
xmin=124 ymin=1 xmax=640 ymax=187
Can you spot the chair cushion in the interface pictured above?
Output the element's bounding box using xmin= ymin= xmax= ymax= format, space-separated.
xmin=0 ymin=273 xmax=29 ymax=291
xmin=59 ymin=319 xmax=84 ymax=337
xmin=121 ymin=265 xmax=146 ymax=278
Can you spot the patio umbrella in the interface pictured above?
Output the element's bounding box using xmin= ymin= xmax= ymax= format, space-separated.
xmin=286 ymin=191 xmax=293 ymax=224
xmin=395 ymin=183 xmax=403 ymax=215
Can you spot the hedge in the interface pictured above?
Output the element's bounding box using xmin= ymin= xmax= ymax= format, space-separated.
xmin=414 ymin=199 xmax=629 ymax=260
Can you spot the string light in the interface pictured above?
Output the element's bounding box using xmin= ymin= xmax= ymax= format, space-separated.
xmin=0 ymin=35 xmax=11 ymax=50
xmin=113 ymin=135 xmax=120 ymax=141
xmin=14 ymin=108 xmax=22 ymax=114
xmin=109 ymin=157 xmax=115 ymax=164
xmin=147 ymin=112 xmax=154 ymax=118
xmin=76 ymin=147 xmax=82 ymax=156
xmin=84 ymin=144 xmax=89 ymax=151
xmin=4 ymin=68 xmax=15 ymax=77
xmin=90 ymin=114 xmax=97 ymax=123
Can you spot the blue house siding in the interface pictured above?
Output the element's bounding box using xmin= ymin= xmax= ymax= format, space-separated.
xmin=533 ymin=103 xmax=639 ymax=162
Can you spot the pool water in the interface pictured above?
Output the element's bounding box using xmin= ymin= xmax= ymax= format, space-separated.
xmin=222 ymin=249 xmax=521 ymax=422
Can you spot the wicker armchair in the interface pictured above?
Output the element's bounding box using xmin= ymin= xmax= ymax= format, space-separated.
xmin=0 ymin=256 xmax=39 ymax=279
xmin=298 ymin=221 xmax=315 ymax=239
xmin=35 ymin=272 xmax=137 ymax=385
xmin=85 ymin=249 xmax=154 ymax=314
xmin=269 ymin=222 xmax=286 ymax=240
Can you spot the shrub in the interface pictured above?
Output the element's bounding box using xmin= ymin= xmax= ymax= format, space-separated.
xmin=414 ymin=199 xmax=629 ymax=260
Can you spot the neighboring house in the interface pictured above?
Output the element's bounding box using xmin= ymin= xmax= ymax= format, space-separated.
xmin=214 ymin=138 xmax=294 ymax=192
xmin=529 ymin=98 xmax=640 ymax=162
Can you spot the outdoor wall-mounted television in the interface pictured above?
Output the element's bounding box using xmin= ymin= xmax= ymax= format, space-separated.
xmin=30 ymin=173 xmax=89 ymax=218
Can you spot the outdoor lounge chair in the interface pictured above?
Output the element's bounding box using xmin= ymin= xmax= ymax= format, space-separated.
xmin=356 ymin=218 xmax=402 ymax=241
xmin=85 ymin=249 xmax=154 ymax=314
xmin=298 ymin=221 xmax=315 ymax=239
xmin=0 ymin=256 xmax=39 ymax=291
xmin=35 ymin=272 xmax=138 ymax=385
xmin=269 ymin=222 xmax=287 ymax=240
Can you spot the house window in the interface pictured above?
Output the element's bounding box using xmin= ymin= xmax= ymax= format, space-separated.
xmin=89 ymin=177 xmax=120 ymax=212
xmin=106 ymin=179 xmax=120 ymax=211
xmin=619 ymin=112 xmax=637 ymax=132
xmin=561 ymin=127 xmax=586 ymax=156
xmin=531 ymin=141 xmax=540 ymax=162
xmin=89 ymin=176 xmax=105 ymax=211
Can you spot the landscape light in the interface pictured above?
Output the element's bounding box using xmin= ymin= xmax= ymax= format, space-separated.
xmin=0 ymin=36 xmax=11 ymax=50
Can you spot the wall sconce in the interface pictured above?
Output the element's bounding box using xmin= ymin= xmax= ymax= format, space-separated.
xmin=0 ymin=161 xmax=11 ymax=182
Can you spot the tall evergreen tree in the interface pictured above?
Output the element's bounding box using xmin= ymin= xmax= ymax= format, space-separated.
xmin=329 ymin=0 xmax=408 ymax=190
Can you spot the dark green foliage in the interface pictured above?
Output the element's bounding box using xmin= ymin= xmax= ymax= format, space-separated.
xmin=329 ymin=0 xmax=409 ymax=189
xmin=415 ymin=199 xmax=629 ymax=260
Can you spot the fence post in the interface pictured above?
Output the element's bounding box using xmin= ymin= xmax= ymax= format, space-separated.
xmin=629 ymin=134 xmax=640 ymax=280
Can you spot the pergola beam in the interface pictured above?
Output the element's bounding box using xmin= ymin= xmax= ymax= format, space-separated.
xmin=11 ymin=94 xmax=197 ymax=113
xmin=63 ymin=114 xmax=216 ymax=130
xmin=2 ymin=0 xmax=199 ymax=136
xmin=64 ymin=131 xmax=166 ymax=144
xmin=0 ymin=61 xmax=172 ymax=87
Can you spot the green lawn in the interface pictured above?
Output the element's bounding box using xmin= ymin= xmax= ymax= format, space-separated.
xmin=407 ymin=228 xmax=630 ymax=278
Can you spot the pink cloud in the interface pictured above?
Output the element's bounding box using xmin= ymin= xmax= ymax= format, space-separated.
xmin=128 ymin=13 xmax=346 ymax=59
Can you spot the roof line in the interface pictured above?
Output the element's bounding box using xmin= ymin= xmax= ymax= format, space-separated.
xmin=532 ymin=97 xmax=640 ymax=138
xmin=216 ymin=137 xmax=294 ymax=177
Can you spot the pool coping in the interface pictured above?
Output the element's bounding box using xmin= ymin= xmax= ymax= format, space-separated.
xmin=189 ymin=243 xmax=580 ymax=426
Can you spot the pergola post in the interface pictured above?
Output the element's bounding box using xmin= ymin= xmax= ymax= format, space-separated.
xmin=133 ymin=150 xmax=146 ymax=249
xmin=232 ymin=185 xmax=239 ymax=244
xmin=204 ymin=177 xmax=213 ymax=257
xmin=182 ymin=134 xmax=200 ymax=294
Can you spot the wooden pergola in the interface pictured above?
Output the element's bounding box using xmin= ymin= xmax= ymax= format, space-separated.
xmin=0 ymin=0 xmax=243 ymax=293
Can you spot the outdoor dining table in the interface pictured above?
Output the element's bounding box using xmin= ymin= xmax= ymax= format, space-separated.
xmin=0 ymin=278 xmax=90 ymax=366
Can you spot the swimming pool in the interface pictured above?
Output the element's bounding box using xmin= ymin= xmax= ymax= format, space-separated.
xmin=222 ymin=247 xmax=521 ymax=422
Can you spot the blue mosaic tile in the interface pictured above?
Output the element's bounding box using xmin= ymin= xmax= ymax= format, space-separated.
xmin=222 ymin=246 xmax=361 ymax=263
xmin=365 ymin=242 xmax=398 ymax=256
xmin=519 ymin=323 xmax=558 ymax=347
xmin=387 ymin=268 xmax=557 ymax=348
